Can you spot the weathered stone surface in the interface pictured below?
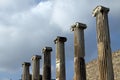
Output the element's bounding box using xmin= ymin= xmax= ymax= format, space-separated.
xmin=31 ymin=55 xmax=41 ymax=80
xmin=54 ymin=36 xmax=67 ymax=80
xmin=22 ymin=62 xmax=31 ymax=80
xmin=93 ymin=5 xmax=114 ymax=80
xmin=71 ymin=22 xmax=87 ymax=80
xmin=42 ymin=47 xmax=52 ymax=80
xmin=86 ymin=50 xmax=120 ymax=80
xmin=92 ymin=5 xmax=109 ymax=17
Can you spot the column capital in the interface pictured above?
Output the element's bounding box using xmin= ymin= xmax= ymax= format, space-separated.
xmin=31 ymin=55 xmax=41 ymax=61
xmin=92 ymin=5 xmax=109 ymax=17
xmin=22 ymin=62 xmax=31 ymax=66
xmin=42 ymin=47 xmax=52 ymax=53
xmin=54 ymin=36 xmax=67 ymax=44
xmin=71 ymin=22 xmax=87 ymax=31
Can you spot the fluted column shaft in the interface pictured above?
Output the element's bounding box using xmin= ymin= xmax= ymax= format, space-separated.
xmin=71 ymin=22 xmax=87 ymax=80
xmin=42 ymin=47 xmax=52 ymax=80
xmin=31 ymin=55 xmax=41 ymax=80
xmin=54 ymin=36 xmax=67 ymax=80
xmin=93 ymin=5 xmax=114 ymax=80
xmin=22 ymin=62 xmax=31 ymax=80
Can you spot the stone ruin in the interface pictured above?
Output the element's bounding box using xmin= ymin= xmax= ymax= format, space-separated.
xmin=86 ymin=50 xmax=120 ymax=80
xmin=21 ymin=5 xmax=117 ymax=80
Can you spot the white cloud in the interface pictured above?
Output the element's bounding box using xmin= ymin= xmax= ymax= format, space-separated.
xmin=0 ymin=0 xmax=62 ymax=73
xmin=51 ymin=0 xmax=83 ymax=31
xmin=31 ymin=1 xmax=53 ymax=18
xmin=0 ymin=0 xmax=36 ymax=14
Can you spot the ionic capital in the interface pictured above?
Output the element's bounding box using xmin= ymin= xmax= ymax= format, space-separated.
xmin=92 ymin=5 xmax=109 ymax=17
xmin=31 ymin=55 xmax=41 ymax=61
xmin=54 ymin=36 xmax=67 ymax=44
xmin=71 ymin=22 xmax=87 ymax=31
xmin=42 ymin=47 xmax=52 ymax=53
xmin=22 ymin=62 xmax=31 ymax=67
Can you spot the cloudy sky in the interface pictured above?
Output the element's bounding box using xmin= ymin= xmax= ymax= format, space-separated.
xmin=0 ymin=0 xmax=120 ymax=80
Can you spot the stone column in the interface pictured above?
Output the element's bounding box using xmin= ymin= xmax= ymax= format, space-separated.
xmin=31 ymin=55 xmax=41 ymax=80
xmin=54 ymin=36 xmax=67 ymax=80
xmin=92 ymin=5 xmax=114 ymax=80
xmin=71 ymin=22 xmax=87 ymax=80
xmin=22 ymin=62 xmax=31 ymax=80
xmin=42 ymin=47 xmax=52 ymax=80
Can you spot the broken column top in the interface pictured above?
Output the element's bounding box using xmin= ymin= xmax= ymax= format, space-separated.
xmin=22 ymin=62 xmax=31 ymax=66
xmin=71 ymin=22 xmax=87 ymax=31
xmin=31 ymin=55 xmax=41 ymax=60
xmin=54 ymin=36 xmax=67 ymax=44
xmin=42 ymin=47 xmax=52 ymax=53
xmin=92 ymin=5 xmax=109 ymax=17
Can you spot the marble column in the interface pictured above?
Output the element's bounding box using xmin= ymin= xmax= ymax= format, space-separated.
xmin=54 ymin=36 xmax=67 ymax=80
xmin=42 ymin=47 xmax=52 ymax=80
xmin=71 ymin=22 xmax=87 ymax=80
xmin=31 ymin=55 xmax=41 ymax=80
xmin=92 ymin=5 xmax=114 ymax=80
xmin=22 ymin=62 xmax=31 ymax=80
